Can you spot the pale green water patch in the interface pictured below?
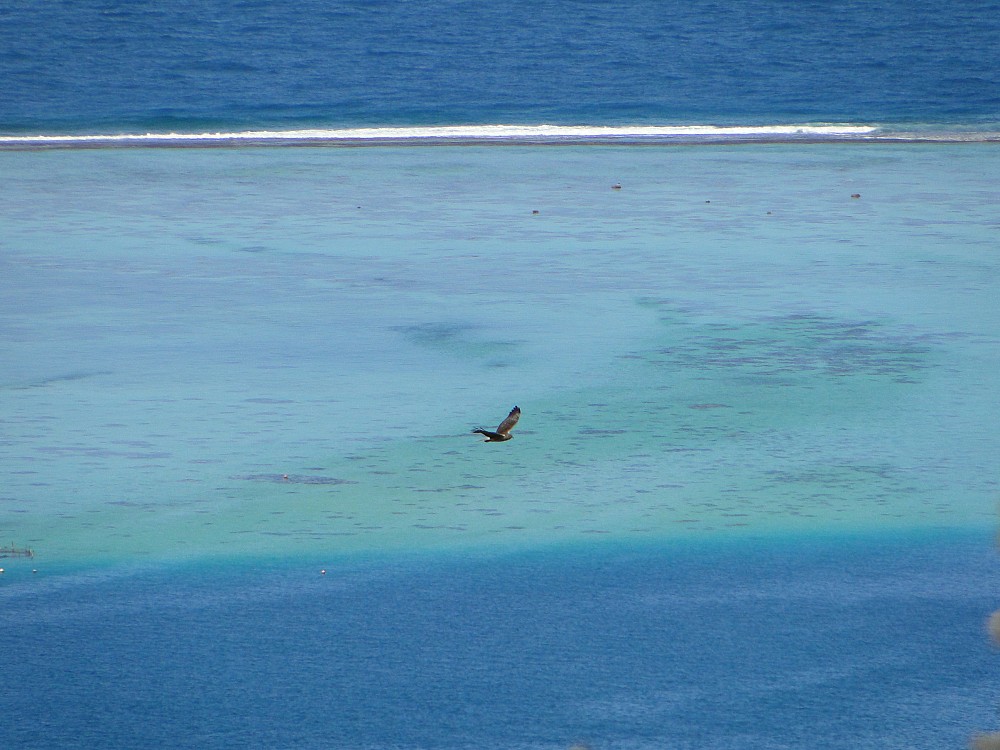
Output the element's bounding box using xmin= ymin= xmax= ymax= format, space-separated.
xmin=14 ymin=306 xmax=986 ymax=567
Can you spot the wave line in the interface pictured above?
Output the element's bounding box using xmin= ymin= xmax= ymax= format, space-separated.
xmin=0 ymin=123 xmax=883 ymax=148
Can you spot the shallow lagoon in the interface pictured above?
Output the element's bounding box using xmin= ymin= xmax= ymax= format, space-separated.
xmin=2 ymin=143 xmax=997 ymax=564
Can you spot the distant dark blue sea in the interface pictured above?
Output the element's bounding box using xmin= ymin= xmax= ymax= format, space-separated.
xmin=1 ymin=0 xmax=998 ymax=134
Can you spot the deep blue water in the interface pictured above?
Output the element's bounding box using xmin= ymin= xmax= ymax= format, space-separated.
xmin=1 ymin=0 xmax=999 ymax=133
xmin=2 ymin=531 xmax=998 ymax=750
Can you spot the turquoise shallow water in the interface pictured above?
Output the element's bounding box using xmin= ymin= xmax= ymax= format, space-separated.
xmin=1 ymin=143 xmax=999 ymax=565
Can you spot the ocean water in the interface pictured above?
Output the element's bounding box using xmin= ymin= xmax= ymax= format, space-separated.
xmin=2 ymin=0 xmax=999 ymax=132
xmin=3 ymin=142 xmax=999 ymax=563
xmin=1 ymin=533 xmax=998 ymax=750
xmin=2 ymin=1 xmax=1000 ymax=747
xmin=3 ymin=141 xmax=1000 ymax=748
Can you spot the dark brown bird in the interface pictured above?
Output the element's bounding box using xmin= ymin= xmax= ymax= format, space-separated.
xmin=473 ymin=406 xmax=520 ymax=442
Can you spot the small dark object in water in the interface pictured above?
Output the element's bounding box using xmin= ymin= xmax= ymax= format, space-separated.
xmin=0 ymin=544 xmax=34 ymax=558
xmin=851 ymin=193 xmax=861 ymax=199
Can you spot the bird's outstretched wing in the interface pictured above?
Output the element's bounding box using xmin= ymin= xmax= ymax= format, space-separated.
xmin=496 ymin=406 xmax=520 ymax=436
xmin=472 ymin=428 xmax=504 ymax=440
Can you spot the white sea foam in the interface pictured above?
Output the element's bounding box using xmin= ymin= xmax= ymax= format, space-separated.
xmin=0 ymin=123 xmax=883 ymax=147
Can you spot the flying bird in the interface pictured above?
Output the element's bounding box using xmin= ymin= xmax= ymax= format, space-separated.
xmin=473 ymin=406 xmax=520 ymax=442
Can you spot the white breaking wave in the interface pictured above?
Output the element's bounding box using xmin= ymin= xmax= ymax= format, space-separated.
xmin=0 ymin=123 xmax=881 ymax=146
